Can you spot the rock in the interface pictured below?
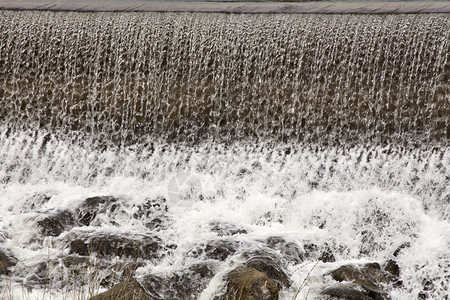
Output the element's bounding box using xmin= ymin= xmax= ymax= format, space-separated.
xmin=265 ymin=236 xmax=303 ymax=264
xmin=144 ymin=216 xmax=170 ymax=231
xmin=245 ymin=256 xmax=290 ymax=288
xmin=318 ymin=250 xmax=336 ymax=263
xmin=188 ymin=239 xmax=239 ymax=261
xmin=384 ymin=259 xmax=400 ymax=278
xmin=69 ymin=234 xmax=161 ymax=260
xmin=210 ymin=222 xmax=247 ymax=237
xmin=25 ymin=260 xmax=58 ymax=286
xmin=393 ymin=243 xmax=410 ymax=257
xmin=92 ymin=235 xmax=159 ymax=259
xmin=142 ymin=263 xmax=215 ymax=299
xmin=62 ymin=255 xmax=89 ymax=267
xmin=303 ymin=242 xmax=336 ymax=263
xmin=37 ymin=210 xmax=75 ymax=236
xmin=76 ymin=196 xmax=118 ymax=226
xmin=321 ymin=284 xmax=373 ymax=300
xmin=328 ymin=263 xmax=396 ymax=300
xmin=226 ymin=266 xmax=279 ymax=300
xmin=0 ymin=248 xmax=17 ymax=275
xmin=70 ymin=239 xmax=89 ymax=256
xmin=90 ymin=276 xmax=152 ymax=300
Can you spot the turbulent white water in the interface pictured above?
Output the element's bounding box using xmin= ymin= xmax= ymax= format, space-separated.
xmin=0 ymin=9 xmax=449 ymax=300
xmin=0 ymin=128 xmax=449 ymax=299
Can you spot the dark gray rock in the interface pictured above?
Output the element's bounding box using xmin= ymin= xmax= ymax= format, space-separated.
xmin=187 ymin=239 xmax=239 ymax=261
xmin=69 ymin=234 xmax=161 ymax=260
xmin=0 ymin=248 xmax=17 ymax=275
xmin=37 ymin=210 xmax=75 ymax=236
xmin=70 ymin=239 xmax=89 ymax=256
xmin=90 ymin=235 xmax=160 ymax=259
xmin=62 ymin=255 xmax=89 ymax=268
xmin=384 ymin=259 xmax=400 ymax=278
xmin=321 ymin=284 xmax=373 ymax=300
xmin=142 ymin=263 xmax=215 ymax=299
xmin=76 ymin=196 xmax=118 ymax=226
xmin=393 ymin=243 xmax=410 ymax=257
xmin=328 ymin=262 xmax=397 ymax=300
xmin=265 ymin=236 xmax=303 ymax=264
xmin=210 ymin=222 xmax=247 ymax=237
xmin=303 ymin=242 xmax=336 ymax=263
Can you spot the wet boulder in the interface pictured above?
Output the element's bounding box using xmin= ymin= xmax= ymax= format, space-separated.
xmin=0 ymin=248 xmax=17 ymax=275
xmin=303 ymin=242 xmax=336 ymax=263
xmin=76 ymin=196 xmax=118 ymax=226
xmin=69 ymin=239 xmax=89 ymax=256
xmin=244 ymin=256 xmax=290 ymax=288
xmin=90 ymin=276 xmax=152 ymax=300
xmin=210 ymin=222 xmax=248 ymax=237
xmin=384 ymin=259 xmax=400 ymax=279
xmin=321 ymin=284 xmax=373 ymax=300
xmin=225 ymin=266 xmax=279 ymax=300
xmin=142 ymin=263 xmax=215 ymax=299
xmin=62 ymin=255 xmax=89 ymax=268
xmin=37 ymin=210 xmax=75 ymax=236
xmin=143 ymin=216 xmax=170 ymax=231
xmin=264 ymin=236 xmax=304 ymax=264
xmin=187 ymin=239 xmax=240 ymax=261
xmin=24 ymin=260 xmax=58 ymax=286
xmin=327 ymin=262 xmax=397 ymax=299
xmin=69 ymin=234 xmax=161 ymax=260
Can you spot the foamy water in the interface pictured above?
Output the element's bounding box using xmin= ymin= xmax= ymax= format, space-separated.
xmin=1 ymin=128 xmax=449 ymax=299
xmin=0 ymin=8 xmax=449 ymax=300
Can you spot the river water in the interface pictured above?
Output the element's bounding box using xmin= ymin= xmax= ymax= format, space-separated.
xmin=0 ymin=10 xmax=449 ymax=299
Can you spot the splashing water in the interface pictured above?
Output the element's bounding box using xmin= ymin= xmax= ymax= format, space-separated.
xmin=0 ymin=10 xmax=449 ymax=300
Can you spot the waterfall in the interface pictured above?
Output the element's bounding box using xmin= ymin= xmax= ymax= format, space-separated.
xmin=1 ymin=11 xmax=448 ymax=146
xmin=0 ymin=9 xmax=449 ymax=300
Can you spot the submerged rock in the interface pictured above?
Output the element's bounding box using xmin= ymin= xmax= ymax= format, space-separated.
xmin=22 ymin=193 xmax=51 ymax=212
xmin=384 ymin=259 xmax=400 ymax=279
xmin=0 ymin=248 xmax=17 ymax=275
xmin=303 ymin=242 xmax=336 ymax=263
xmin=321 ymin=284 xmax=373 ymax=300
xmin=37 ymin=210 xmax=75 ymax=236
xmin=265 ymin=236 xmax=304 ymax=264
xmin=62 ymin=255 xmax=89 ymax=268
xmin=226 ymin=266 xmax=279 ymax=300
xmin=76 ymin=196 xmax=119 ymax=226
xmin=69 ymin=234 xmax=160 ymax=260
xmin=187 ymin=239 xmax=239 ymax=261
xmin=210 ymin=222 xmax=248 ymax=237
xmin=326 ymin=262 xmax=398 ymax=300
xmin=244 ymin=256 xmax=290 ymax=288
xmin=142 ymin=262 xmax=215 ymax=299
xmin=90 ymin=276 xmax=152 ymax=300
xmin=69 ymin=239 xmax=89 ymax=256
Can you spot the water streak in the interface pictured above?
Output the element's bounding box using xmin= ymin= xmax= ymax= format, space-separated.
xmin=1 ymin=11 xmax=448 ymax=147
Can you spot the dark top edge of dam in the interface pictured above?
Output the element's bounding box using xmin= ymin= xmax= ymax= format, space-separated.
xmin=1 ymin=1 xmax=449 ymax=14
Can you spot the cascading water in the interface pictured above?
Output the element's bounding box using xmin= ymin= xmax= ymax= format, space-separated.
xmin=0 ymin=9 xmax=449 ymax=300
